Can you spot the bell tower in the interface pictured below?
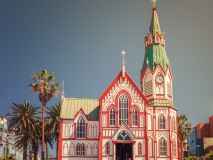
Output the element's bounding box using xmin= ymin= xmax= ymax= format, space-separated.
xmin=140 ymin=1 xmax=179 ymax=159
xmin=140 ymin=1 xmax=173 ymax=102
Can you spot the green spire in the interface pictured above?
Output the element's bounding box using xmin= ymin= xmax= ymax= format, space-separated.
xmin=149 ymin=8 xmax=162 ymax=35
xmin=141 ymin=8 xmax=170 ymax=73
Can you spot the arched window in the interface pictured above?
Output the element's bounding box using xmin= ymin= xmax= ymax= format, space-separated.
xmin=110 ymin=108 xmax=115 ymax=125
xmin=173 ymin=139 xmax=176 ymax=157
xmin=159 ymin=115 xmax=166 ymax=129
xmin=81 ymin=144 xmax=85 ymax=156
xmin=77 ymin=116 xmax=85 ymax=138
xmin=119 ymin=94 xmax=129 ymax=125
xmin=93 ymin=144 xmax=98 ymax=155
xmin=87 ymin=144 xmax=92 ymax=155
xmin=69 ymin=143 xmax=75 ymax=155
xmin=117 ymin=131 xmax=131 ymax=140
xmin=63 ymin=143 xmax=68 ymax=155
xmin=106 ymin=142 xmax=110 ymax=155
xmin=76 ymin=143 xmax=81 ymax=156
xmin=76 ymin=143 xmax=85 ymax=156
xmin=138 ymin=142 xmax=142 ymax=155
xmin=132 ymin=108 xmax=138 ymax=126
xmin=69 ymin=124 xmax=74 ymax=137
xmin=172 ymin=117 xmax=176 ymax=131
xmin=64 ymin=125 xmax=68 ymax=137
xmin=93 ymin=124 xmax=97 ymax=137
xmin=159 ymin=138 xmax=167 ymax=156
xmin=89 ymin=124 xmax=92 ymax=137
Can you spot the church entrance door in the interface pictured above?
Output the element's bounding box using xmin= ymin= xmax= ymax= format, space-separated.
xmin=116 ymin=143 xmax=132 ymax=160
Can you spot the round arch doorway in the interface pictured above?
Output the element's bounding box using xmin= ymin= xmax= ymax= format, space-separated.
xmin=115 ymin=131 xmax=134 ymax=160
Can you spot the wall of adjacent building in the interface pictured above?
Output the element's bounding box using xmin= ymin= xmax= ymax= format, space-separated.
xmin=209 ymin=116 xmax=213 ymax=137
xmin=196 ymin=123 xmax=210 ymax=139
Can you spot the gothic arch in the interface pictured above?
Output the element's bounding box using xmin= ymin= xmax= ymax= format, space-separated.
xmin=158 ymin=114 xmax=166 ymax=130
xmin=63 ymin=143 xmax=68 ymax=155
xmin=87 ymin=143 xmax=92 ymax=155
xmin=69 ymin=143 xmax=75 ymax=155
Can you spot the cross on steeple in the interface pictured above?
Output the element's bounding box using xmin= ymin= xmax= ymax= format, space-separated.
xmin=151 ymin=0 xmax=157 ymax=7
xmin=121 ymin=49 xmax=126 ymax=63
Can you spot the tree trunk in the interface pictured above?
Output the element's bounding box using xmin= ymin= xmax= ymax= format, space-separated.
xmin=41 ymin=101 xmax=46 ymax=160
xmin=56 ymin=138 xmax=59 ymax=160
xmin=181 ymin=141 xmax=184 ymax=160
xmin=23 ymin=136 xmax=28 ymax=160
xmin=46 ymin=142 xmax=49 ymax=160
xmin=33 ymin=144 xmax=38 ymax=160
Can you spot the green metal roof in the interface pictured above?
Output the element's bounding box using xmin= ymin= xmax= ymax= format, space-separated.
xmin=142 ymin=8 xmax=170 ymax=73
xmin=60 ymin=98 xmax=99 ymax=120
xmin=148 ymin=99 xmax=176 ymax=108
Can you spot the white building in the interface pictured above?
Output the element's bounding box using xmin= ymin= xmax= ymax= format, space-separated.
xmin=0 ymin=117 xmax=23 ymax=160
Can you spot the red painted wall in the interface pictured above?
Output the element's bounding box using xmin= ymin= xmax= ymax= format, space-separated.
xmin=209 ymin=116 xmax=213 ymax=137
xmin=196 ymin=123 xmax=210 ymax=139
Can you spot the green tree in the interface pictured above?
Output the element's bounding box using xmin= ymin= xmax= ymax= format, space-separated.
xmin=206 ymin=150 xmax=213 ymax=160
xmin=29 ymin=69 xmax=60 ymax=160
xmin=7 ymin=101 xmax=39 ymax=160
xmin=178 ymin=114 xmax=193 ymax=160
xmin=1 ymin=154 xmax=16 ymax=160
xmin=45 ymin=102 xmax=61 ymax=160
xmin=186 ymin=156 xmax=196 ymax=160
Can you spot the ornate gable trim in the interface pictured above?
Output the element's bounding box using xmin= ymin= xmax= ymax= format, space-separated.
xmin=99 ymin=71 xmax=147 ymax=112
xmin=73 ymin=108 xmax=89 ymax=123
xmin=112 ymin=122 xmax=136 ymax=141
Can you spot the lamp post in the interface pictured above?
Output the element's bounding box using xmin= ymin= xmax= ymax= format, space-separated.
xmin=196 ymin=145 xmax=200 ymax=159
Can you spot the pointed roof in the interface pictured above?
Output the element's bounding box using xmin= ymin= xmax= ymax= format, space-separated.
xmin=149 ymin=8 xmax=162 ymax=35
xmin=141 ymin=7 xmax=170 ymax=73
xmin=60 ymin=98 xmax=99 ymax=120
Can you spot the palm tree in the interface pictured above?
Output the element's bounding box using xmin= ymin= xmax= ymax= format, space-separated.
xmin=6 ymin=101 xmax=39 ymax=160
xmin=178 ymin=114 xmax=192 ymax=160
xmin=29 ymin=69 xmax=60 ymax=160
xmin=45 ymin=102 xmax=61 ymax=160
xmin=27 ymin=120 xmax=54 ymax=160
xmin=27 ymin=121 xmax=41 ymax=160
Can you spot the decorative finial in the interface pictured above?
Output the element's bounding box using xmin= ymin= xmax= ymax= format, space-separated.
xmin=151 ymin=0 xmax=157 ymax=8
xmin=121 ymin=49 xmax=126 ymax=63
xmin=121 ymin=49 xmax=126 ymax=78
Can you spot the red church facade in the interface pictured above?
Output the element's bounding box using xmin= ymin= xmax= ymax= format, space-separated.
xmin=58 ymin=3 xmax=179 ymax=160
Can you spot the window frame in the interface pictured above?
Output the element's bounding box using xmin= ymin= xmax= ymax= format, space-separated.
xmin=77 ymin=116 xmax=86 ymax=138
xmin=106 ymin=142 xmax=110 ymax=155
xmin=159 ymin=114 xmax=166 ymax=130
xmin=132 ymin=108 xmax=138 ymax=126
xmin=119 ymin=93 xmax=129 ymax=125
xmin=159 ymin=138 xmax=167 ymax=156
xmin=110 ymin=108 xmax=116 ymax=126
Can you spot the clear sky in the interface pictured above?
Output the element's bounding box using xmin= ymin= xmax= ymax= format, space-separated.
xmin=0 ymin=0 xmax=213 ymax=155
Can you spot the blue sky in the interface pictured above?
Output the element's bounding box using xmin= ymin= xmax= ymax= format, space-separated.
xmin=0 ymin=0 xmax=213 ymax=155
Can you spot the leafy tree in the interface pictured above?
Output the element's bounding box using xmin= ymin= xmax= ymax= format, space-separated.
xmin=178 ymin=114 xmax=193 ymax=160
xmin=6 ymin=101 xmax=39 ymax=160
xmin=45 ymin=102 xmax=61 ymax=160
xmin=186 ymin=156 xmax=196 ymax=160
xmin=29 ymin=69 xmax=60 ymax=160
xmin=206 ymin=150 xmax=213 ymax=160
xmin=1 ymin=154 xmax=16 ymax=160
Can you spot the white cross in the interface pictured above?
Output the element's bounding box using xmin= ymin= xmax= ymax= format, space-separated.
xmin=121 ymin=49 xmax=126 ymax=62
xmin=151 ymin=0 xmax=157 ymax=7
xmin=146 ymin=58 xmax=149 ymax=64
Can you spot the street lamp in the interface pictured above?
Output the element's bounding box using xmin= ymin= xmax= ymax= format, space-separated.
xmin=196 ymin=145 xmax=200 ymax=158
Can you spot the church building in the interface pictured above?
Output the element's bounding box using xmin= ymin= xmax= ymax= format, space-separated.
xmin=58 ymin=2 xmax=179 ymax=160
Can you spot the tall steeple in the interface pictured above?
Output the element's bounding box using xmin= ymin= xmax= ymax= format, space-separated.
xmin=141 ymin=3 xmax=170 ymax=74
xmin=140 ymin=1 xmax=174 ymax=101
